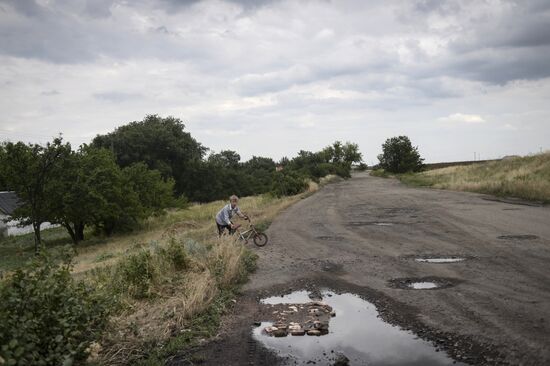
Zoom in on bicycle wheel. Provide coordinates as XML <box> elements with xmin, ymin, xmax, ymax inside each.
<box><xmin>253</xmin><ymin>232</ymin><xmax>268</xmax><ymax>247</ymax></box>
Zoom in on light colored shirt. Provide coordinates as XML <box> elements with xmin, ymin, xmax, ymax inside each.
<box><xmin>216</xmin><ymin>203</ymin><xmax>242</xmax><ymax>226</ymax></box>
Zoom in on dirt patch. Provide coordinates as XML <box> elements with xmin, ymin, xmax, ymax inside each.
<box><xmin>315</xmin><ymin>236</ymin><xmax>345</xmax><ymax>241</ymax></box>
<box><xmin>497</xmin><ymin>234</ymin><xmax>539</xmax><ymax>240</ymax></box>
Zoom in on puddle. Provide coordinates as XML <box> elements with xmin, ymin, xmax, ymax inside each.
<box><xmin>347</xmin><ymin>221</ymin><xmax>395</xmax><ymax>227</ymax></box>
<box><xmin>261</xmin><ymin>290</ymin><xmax>313</xmax><ymax>305</ymax></box>
<box><xmin>408</xmin><ymin>282</ymin><xmax>439</xmax><ymax>289</ymax></box>
<box><xmin>389</xmin><ymin>277</ymin><xmax>457</xmax><ymax>290</ymax></box>
<box><xmin>498</xmin><ymin>234</ymin><xmax>539</xmax><ymax>240</ymax></box>
<box><xmin>254</xmin><ymin>290</ymin><xmax>461</xmax><ymax>365</ymax></box>
<box><xmin>415</xmin><ymin>258</ymin><xmax>466</xmax><ymax>263</ymax></box>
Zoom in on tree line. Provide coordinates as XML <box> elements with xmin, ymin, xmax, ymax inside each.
<box><xmin>0</xmin><ymin>115</ymin><xmax>363</xmax><ymax>251</ymax></box>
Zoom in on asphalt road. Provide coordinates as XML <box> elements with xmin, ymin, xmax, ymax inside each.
<box><xmin>173</xmin><ymin>173</ymin><xmax>550</xmax><ymax>366</ymax></box>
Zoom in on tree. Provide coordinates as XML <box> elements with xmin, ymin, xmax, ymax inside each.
<box><xmin>0</xmin><ymin>138</ymin><xmax>71</xmax><ymax>252</ymax></box>
<box><xmin>122</xmin><ymin>162</ymin><xmax>176</xmax><ymax>216</ymax></box>
<box><xmin>377</xmin><ymin>136</ymin><xmax>424</xmax><ymax>173</ymax></box>
<box><xmin>92</xmin><ymin>115</ymin><xmax>207</xmax><ymax>195</ymax></box>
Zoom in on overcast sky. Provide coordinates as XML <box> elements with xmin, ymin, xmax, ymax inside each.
<box><xmin>1</xmin><ymin>0</ymin><xmax>549</xmax><ymax>164</ymax></box>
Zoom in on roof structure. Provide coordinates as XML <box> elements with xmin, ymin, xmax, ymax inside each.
<box><xmin>0</xmin><ymin>191</ymin><xmax>20</xmax><ymax>216</ymax></box>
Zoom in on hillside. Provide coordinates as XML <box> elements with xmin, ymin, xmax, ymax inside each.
<box><xmin>400</xmin><ymin>152</ymin><xmax>550</xmax><ymax>203</ymax></box>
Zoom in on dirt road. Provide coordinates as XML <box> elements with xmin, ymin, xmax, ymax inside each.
<box><xmin>172</xmin><ymin>173</ymin><xmax>550</xmax><ymax>365</ymax></box>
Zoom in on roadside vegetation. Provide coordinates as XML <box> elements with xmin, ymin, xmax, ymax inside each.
<box><xmin>0</xmin><ymin>115</ymin><xmax>362</xmax><ymax>252</ymax></box>
<box><xmin>370</xmin><ymin>135</ymin><xmax>549</xmax><ymax>203</ymax></box>
<box><xmin>400</xmin><ymin>152</ymin><xmax>550</xmax><ymax>203</ymax></box>
<box><xmin>0</xmin><ymin>187</ymin><xmax>317</xmax><ymax>365</ymax></box>
<box><xmin>0</xmin><ymin>114</ymin><xmax>362</xmax><ymax>365</ymax></box>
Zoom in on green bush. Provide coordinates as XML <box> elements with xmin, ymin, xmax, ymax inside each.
<box><xmin>114</xmin><ymin>250</ymin><xmax>156</xmax><ymax>299</ymax></box>
<box><xmin>157</xmin><ymin>239</ymin><xmax>189</xmax><ymax>271</ymax></box>
<box><xmin>0</xmin><ymin>255</ymin><xmax>111</xmax><ymax>366</ymax></box>
<box><xmin>270</xmin><ymin>171</ymin><xmax>309</xmax><ymax>197</ymax></box>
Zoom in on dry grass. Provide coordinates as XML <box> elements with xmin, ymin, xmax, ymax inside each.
<box><xmin>86</xmin><ymin>191</ymin><xmax>312</xmax><ymax>365</ymax></box>
<box><xmin>401</xmin><ymin>152</ymin><xmax>550</xmax><ymax>202</ymax></box>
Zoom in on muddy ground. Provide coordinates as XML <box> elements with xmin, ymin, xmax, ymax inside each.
<box><xmin>170</xmin><ymin>173</ymin><xmax>550</xmax><ymax>365</ymax></box>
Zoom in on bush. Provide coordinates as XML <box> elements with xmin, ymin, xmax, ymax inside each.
<box><xmin>0</xmin><ymin>255</ymin><xmax>111</xmax><ymax>366</ymax></box>
<box><xmin>113</xmin><ymin>250</ymin><xmax>156</xmax><ymax>299</ymax></box>
<box><xmin>157</xmin><ymin>238</ymin><xmax>189</xmax><ymax>271</ymax></box>
<box><xmin>270</xmin><ymin>171</ymin><xmax>309</xmax><ymax>197</ymax></box>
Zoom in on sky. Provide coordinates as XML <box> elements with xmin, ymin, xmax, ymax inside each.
<box><xmin>1</xmin><ymin>0</ymin><xmax>549</xmax><ymax>164</ymax></box>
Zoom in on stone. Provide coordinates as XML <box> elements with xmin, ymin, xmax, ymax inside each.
<box><xmin>333</xmin><ymin>353</ymin><xmax>350</xmax><ymax>366</ymax></box>
<box><xmin>264</xmin><ymin>326</ymin><xmax>278</xmax><ymax>334</ymax></box>
<box><xmin>273</xmin><ymin>329</ymin><xmax>287</xmax><ymax>337</ymax></box>
<box><xmin>307</xmin><ymin>329</ymin><xmax>321</xmax><ymax>336</ymax></box>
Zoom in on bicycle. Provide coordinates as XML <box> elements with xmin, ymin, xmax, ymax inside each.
<box><xmin>236</xmin><ymin>218</ymin><xmax>269</xmax><ymax>247</ymax></box>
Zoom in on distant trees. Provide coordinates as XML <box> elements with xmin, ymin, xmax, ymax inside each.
<box><xmin>92</xmin><ymin>115</ymin><xmax>207</xmax><ymax>195</ymax></box>
<box><xmin>377</xmin><ymin>136</ymin><xmax>424</xmax><ymax>173</ymax></box>
<box><xmin>0</xmin><ymin>114</ymin><xmax>365</xmax><ymax>247</ymax></box>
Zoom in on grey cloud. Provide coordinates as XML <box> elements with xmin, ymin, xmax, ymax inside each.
<box><xmin>41</xmin><ymin>90</ymin><xmax>60</xmax><ymax>96</ymax></box>
<box><xmin>93</xmin><ymin>92</ymin><xmax>144</xmax><ymax>102</ymax></box>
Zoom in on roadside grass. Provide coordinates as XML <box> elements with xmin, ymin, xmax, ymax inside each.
<box><xmin>398</xmin><ymin>152</ymin><xmax>550</xmax><ymax>203</ymax></box>
<box><xmin>370</xmin><ymin>169</ymin><xmax>393</xmax><ymax>178</ymax></box>
<box><xmin>87</xmin><ymin>192</ymin><xmax>305</xmax><ymax>365</ymax></box>
<box><xmin>0</xmin><ymin>226</ymin><xmax>72</xmax><ymax>271</ymax></box>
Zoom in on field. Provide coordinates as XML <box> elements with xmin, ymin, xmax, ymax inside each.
<box><xmin>399</xmin><ymin>152</ymin><xmax>550</xmax><ymax>202</ymax></box>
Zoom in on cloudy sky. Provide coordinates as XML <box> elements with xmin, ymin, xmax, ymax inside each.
<box><xmin>1</xmin><ymin>0</ymin><xmax>549</xmax><ymax>164</ymax></box>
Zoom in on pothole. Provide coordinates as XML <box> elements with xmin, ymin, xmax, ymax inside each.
<box><xmin>389</xmin><ymin>277</ymin><xmax>458</xmax><ymax>290</ymax></box>
<box><xmin>497</xmin><ymin>234</ymin><xmax>539</xmax><ymax>240</ymax></box>
<box><xmin>415</xmin><ymin>257</ymin><xmax>466</xmax><ymax>263</ymax></box>
<box><xmin>402</xmin><ymin>255</ymin><xmax>471</xmax><ymax>264</ymax></box>
<box><xmin>347</xmin><ymin>221</ymin><xmax>395</xmax><ymax>227</ymax></box>
<box><xmin>409</xmin><ymin>282</ymin><xmax>439</xmax><ymax>289</ymax></box>
<box><xmin>254</xmin><ymin>290</ymin><xmax>462</xmax><ymax>365</ymax></box>
<box><xmin>416</xmin><ymin>258</ymin><xmax>465</xmax><ymax>263</ymax></box>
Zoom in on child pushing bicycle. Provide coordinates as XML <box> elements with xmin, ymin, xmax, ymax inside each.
<box><xmin>215</xmin><ymin>195</ymin><xmax>248</xmax><ymax>236</ymax></box>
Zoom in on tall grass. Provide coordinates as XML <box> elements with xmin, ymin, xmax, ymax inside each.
<box><xmin>400</xmin><ymin>152</ymin><xmax>550</xmax><ymax>202</ymax></box>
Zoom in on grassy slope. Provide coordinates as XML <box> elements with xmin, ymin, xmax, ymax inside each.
<box><xmin>399</xmin><ymin>152</ymin><xmax>550</xmax><ymax>203</ymax></box>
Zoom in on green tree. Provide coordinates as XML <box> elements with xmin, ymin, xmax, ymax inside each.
<box><xmin>46</xmin><ymin>147</ymin><xmax>146</xmax><ymax>242</ymax></box>
<box><xmin>0</xmin><ymin>138</ymin><xmax>71</xmax><ymax>252</ymax></box>
<box><xmin>377</xmin><ymin>135</ymin><xmax>424</xmax><ymax>173</ymax></box>
<box><xmin>92</xmin><ymin>115</ymin><xmax>207</xmax><ymax>195</ymax></box>
<box><xmin>122</xmin><ymin>162</ymin><xmax>176</xmax><ymax>216</ymax></box>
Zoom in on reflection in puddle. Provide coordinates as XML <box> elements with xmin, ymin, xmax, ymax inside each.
<box><xmin>254</xmin><ymin>291</ymin><xmax>461</xmax><ymax>365</ymax></box>
<box><xmin>415</xmin><ymin>258</ymin><xmax>465</xmax><ymax>263</ymax></box>
<box><xmin>261</xmin><ymin>290</ymin><xmax>313</xmax><ymax>305</ymax></box>
<box><xmin>408</xmin><ymin>282</ymin><xmax>439</xmax><ymax>289</ymax></box>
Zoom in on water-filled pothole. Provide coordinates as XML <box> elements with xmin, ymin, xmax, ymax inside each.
<box><xmin>409</xmin><ymin>282</ymin><xmax>439</xmax><ymax>289</ymax></box>
<box><xmin>389</xmin><ymin>277</ymin><xmax>458</xmax><ymax>290</ymax></box>
<box><xmin>347</xmin><ymin>221</ymin><xmax>395</xmax><ymax>227</ymax></box>
<box><xmin>255</xmin><ymin>290</ymin><xmax>461</xmax><ymax>365</ymax></box>
<box><xmin>415</xmin><ymin>257</ymin><xmax>466</xmax><ymax>263</ymax></box>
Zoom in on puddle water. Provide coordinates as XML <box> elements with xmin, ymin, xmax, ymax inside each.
<box><xmin>408</xmin><ymin>282</ymin><xmax>440</xmax><ymax>289</ymax></box>
<box><xmin>415</xmin><ymin>258</ymin><xmax>465</xmax><ymax>263</ymax></box>
<box><xmin>261</xmin><ymin>290</ymin><xmax>313</xmax><ymax>305</ymax></box>
<box><xmin>254</xmin><ymin>290</ymin><xmax>461</xmax><ymax>365</ymax></box>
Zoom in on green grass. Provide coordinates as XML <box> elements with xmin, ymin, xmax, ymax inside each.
<box><xmin>0</xmin><ymin>227</ymin><xmax>72</xmax><ymax>271</ymax></box>
<box><xmin>399</xmin><ymin>152</ymin><xmax>550</xmax><ymax>203</ymax></box>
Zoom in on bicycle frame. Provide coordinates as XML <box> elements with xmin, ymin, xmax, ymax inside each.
<box><xmin>237</xmin><ymin>226</ymin><xmax>257</xmax><ymax>242</ymax></box>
